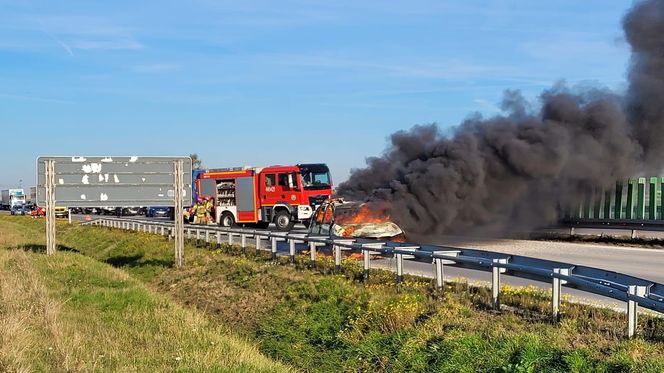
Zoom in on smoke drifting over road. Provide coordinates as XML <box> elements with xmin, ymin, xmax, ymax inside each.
<box><xmin>338</xmin><ymin>0</ymin><xmax>664</xmax><ymax>236</ymax></box>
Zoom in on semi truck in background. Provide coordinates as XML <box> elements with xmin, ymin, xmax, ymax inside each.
<box><xmin>193</xmin><ymin>164</ymin><xmax>333</xmax><ymax>230</ymax></box>
<box><xmin>1</xmin><ymin>189</ymin><xmax>26</xmax><ymax>210</ymax></box>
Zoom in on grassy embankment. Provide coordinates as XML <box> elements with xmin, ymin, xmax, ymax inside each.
<box><xmin>0</xmin><ymin>216</ymin><xmax>289</xmax><ymax>372</ymax></box>
<box><xmin>2</xmin><ymin>215</ymin><xmax>664</xmax><ymax>372</ymax></box>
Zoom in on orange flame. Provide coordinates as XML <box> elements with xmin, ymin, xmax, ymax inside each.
<box><xmin>335</xmin><ymin>203</ymin><xmax>391</xmax><ymax>225</ymax></box>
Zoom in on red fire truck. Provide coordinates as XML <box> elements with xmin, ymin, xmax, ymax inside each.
<box><xmin>194</xmin><ymin>164</ymin><xmax>333</xmax><ymax>231</ymax></box>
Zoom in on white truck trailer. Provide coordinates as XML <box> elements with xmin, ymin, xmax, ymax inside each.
<box><xmin>1</xmin><ymin>189</ymin><xmax>26</xmax><ymax>210</ymax></box>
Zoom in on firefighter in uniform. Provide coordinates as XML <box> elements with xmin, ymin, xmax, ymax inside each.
<box><xmin>204</xmin><ymin>196</ymin><xmax>214</xmax><ymax>224</ymax></box>
<box><xmin>195</xmin><ymin>198</ymin><xmax>206</xmax><ymax>224</ymax></box>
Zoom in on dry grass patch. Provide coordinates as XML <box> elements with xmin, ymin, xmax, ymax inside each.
<box><xmin>0</xmin><ymin>216</ymin><xmax>290</xmax><ymax>372</ymax></box>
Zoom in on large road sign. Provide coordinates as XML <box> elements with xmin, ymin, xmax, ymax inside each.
<box><xmin>36</xmin><ymin>156</ymin><xmax>192</xmax><ymax>207</ymax></box>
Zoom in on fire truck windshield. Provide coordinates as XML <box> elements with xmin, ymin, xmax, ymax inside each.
<box><xmin>299</xmin><ymin>164</ymin><xmax>331</xmax><ymax>190</ymax></box>
<box><xmin>301</xmin><ymin>170</ymin><xmax>330</xmax><ymax>190</ymax></box>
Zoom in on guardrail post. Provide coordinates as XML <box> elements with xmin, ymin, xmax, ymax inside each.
<box><xmin>569</xmin><ymin>227</ymin><xmax>575</xmax><ymax>236</ymax></box>
<box><xmin>309</xmin><ymin>241</ymin><xmax>317</xmax><ymax>268</ymax></box>
<box><xmin>255</xmin><ymin>235</ymin><xmax>262</xmax><ymax>256</ymax></box>
<box><xmin>552</xmin><ymin>268</ymin><xmax>570</xmax><ymax>322</ymax></box>
<box><xmin>160</xmin><ymin>226</ymin><xmax>165</xmax><ymax>236</ymax></box>
<box><xmin>334</xmin><ymin>245</ymin><xmax>342</xmax><ymax>273</ymax></box>
<box><xmin>228</xmin><ymin>232</ymin><xmax>233</xmax><ymax>246</ymax></box>
<box><xmin>627</xmin><ymin>285</ymin><xmax>648</xmax><ymax>338</ymax></box>
<box><xmin>434</xmin><ymin>258</ymin><xmax>444</xmax><ymax>290</ymax></box>
<box><xmin>241</xmin><ymin>234</ymin><xmax>247</xmax><ymax>249</ymax></box>
<box><xmin>196</xmin><ymin>229</ymin><xmax>201</xmax><ymax>246</ymax></box>
<box><xmin>204</xmin><ymin>230</ymin><xmax>210</xmax><ymax>246</ymax></box>
<box><xmin>360</xmin><ymin>243</ymin><xmax>384</xmax><ymax>281</ymax></box>
<box><xmin>492</xmin><ymin>258</ymin><xmax>507</xmax><ymax>310</ymax></box>
<box><xmin>631</xmin><ymin>229</ymin><xmax>637</xmax><ymax>239</ymax></box>
<box><xmin>271</xmin><ymin>237</ymin><xmax>278</xmax><ymax>261</ymax></box>
<box><xmin>214</xmin><ymin>232</ymin><xmax>220</xmax><ymax>249</ymax></box>
<box><xmin>289</xmin><ymin>239</ymin><xmax>296</xmax><ymax>264</ymax></box>
<box><xmin>396</xmin><ymin>253</ymin><xmax>404</xmax><ymax>285</ymax></box>
<box><xmin>363</xmin><ymin>249</ymin><xmax>370</xmax><ymax>280</ymax></box>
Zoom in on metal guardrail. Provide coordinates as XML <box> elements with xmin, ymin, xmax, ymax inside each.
<box><xmin>83</xmin><ymin>217</ymin><xmax>664</xmax><ymax>338</ymax></box>
<box><xmin>562</xmin><ymin>218</ymin><xmax>664</xmax><ymax>238</ymax></box>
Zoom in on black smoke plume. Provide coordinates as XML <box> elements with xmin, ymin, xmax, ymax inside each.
<box><xmin>338</xmin><ymin>0</ymin><xmax>664</xmax><ymax>236</ymax></box>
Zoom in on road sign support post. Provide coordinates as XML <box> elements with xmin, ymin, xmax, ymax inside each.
<box><xmin>174</xmin><ymin>159</ymin><xmax>184</xmax><ymax>269</ymax></box>
<box><xmin>45</xmin><ymin>159</ymin><xmax>56</xmax><ymax>256</ymax></box>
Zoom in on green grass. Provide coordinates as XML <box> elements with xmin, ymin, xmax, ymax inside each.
<box><xmin>0</xmin><ymin>216</ymin><xmax>290</xmax><ymax>372</ymax></box>
<box><xmin>2</xmin><ymin>215</ymin><xmax>664</xmax><ymax>372</ymax></box>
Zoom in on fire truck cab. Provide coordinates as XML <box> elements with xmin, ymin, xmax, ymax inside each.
<box><xmin>195</xmin><ymin>164</ymin><xmax>332</xmax><ymax>231</ymax></box>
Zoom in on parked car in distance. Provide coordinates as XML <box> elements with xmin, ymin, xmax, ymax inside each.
<box><xmin>146</xmin><ymin>206</ymin><xmax>172</xmax><ymax>218</ymax></box>
<box><xmin>122</xmin><ymin>207</ymin><xmax>140</xmax><ymax>216</ymax></box>
<box><xmin>10</xmin><ymin>204</ymin><xmax>29</xmax><ymax>215</ymax></box>
<box><xmin>55</xmin><ymin>206</ymin><xmax>69</xmax><ymax>218</ymax></box>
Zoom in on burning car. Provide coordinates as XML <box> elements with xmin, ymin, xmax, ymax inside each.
<box><xmin>307</xmin><ymin>199</ymin><xmax>405</xmax><ymax>241</ymax></box>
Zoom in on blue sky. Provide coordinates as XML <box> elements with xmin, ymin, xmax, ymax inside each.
<box><xmin>0</xmin><ymin>0</ymin><xmax>632</xmax><ymax>188</ymax></box>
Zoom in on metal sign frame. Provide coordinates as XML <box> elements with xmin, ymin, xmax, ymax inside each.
<box><xmin>38</xmin><ymin>155</ymin><xmax>190</xmax><ymax>268</ymax></box>
<box><xmin>36</xmin><ymin>156</ymin><xmax>192</xmax><ymax>207</ymax></box>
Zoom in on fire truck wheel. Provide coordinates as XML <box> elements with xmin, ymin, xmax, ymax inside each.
<box><xmin>274</xmin><ymin>210</ymin><xmax>295</xmax><ymax>231</ymax></box>
<box><xmin>220</xmin><ymin>212</ymin><xmax>236</xmax><ymax>227</ymax></box>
